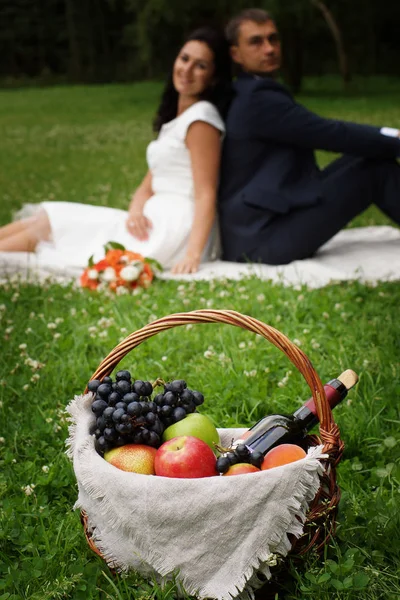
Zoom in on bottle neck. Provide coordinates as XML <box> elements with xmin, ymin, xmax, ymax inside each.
<box><xmin>293</xmin><ymin>378</ymin><xmax>348</xmax><ymax>430</ymax></box>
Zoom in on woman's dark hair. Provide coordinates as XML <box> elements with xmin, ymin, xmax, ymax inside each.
<box><xmin>153</xmin><ymin>27</ymin><xmax>233</xmax><ymax>133</ymax></box>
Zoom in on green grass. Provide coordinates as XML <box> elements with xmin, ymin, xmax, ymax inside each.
<box><xmin>0</xmin><ymin>78</ymin><xmax>400</xmax><ymax>599</ymax></box>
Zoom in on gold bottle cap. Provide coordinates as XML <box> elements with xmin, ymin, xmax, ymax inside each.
<box><xmin>337</xmin><ymin>369</ymin><xmax>359</xmax><ymax>391</ymax></box>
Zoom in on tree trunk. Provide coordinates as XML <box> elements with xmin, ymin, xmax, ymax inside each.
<box><xmin>36</xmin><ymin>0</ymin><xmax>46</xmax><ymax>73</ymax></box>
<box><xmin>282</xmin><ymin>25</ymin><xmax>304</xmax><ymax>94</ymax></box>
<box><xmin>310</xmin><ymin>0</ymin><xmax>351</xmax><ymax>85</ymax></box>
<box><xmin>65</xmin><ymin>0</ymin><xmax>82</xmax><ymax>81</ymax></box>
<box><xmin>93</xmin><ymin>0</ymin><xmax>112</xmax><ymax>81</ymax></box>
<box><xmin>85</xmin><ymin>0</ymin><xmax>95</xmax><ymax>82</ymax></box>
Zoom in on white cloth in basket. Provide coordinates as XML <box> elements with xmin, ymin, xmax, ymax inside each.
<box><xmin>66</xmin><ymin>393</ymin><xmax>327</xmax><ymax>600</ymax></box>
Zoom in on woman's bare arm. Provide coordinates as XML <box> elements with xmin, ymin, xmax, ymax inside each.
<box><xmin>126</xmin><ymin>170</ymin><xmax>154</xmax><ymax>240</ymax></box>
<box><xmin>171</xmin><ymin>121</ymin><xmax>222</xmax><ymax>274</ymax></box>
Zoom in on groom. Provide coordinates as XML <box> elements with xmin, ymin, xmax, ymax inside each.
<box><xmin>218</xmin><ymin>8</ymin><xmax>400</xmax><ymax>265</ymax></box>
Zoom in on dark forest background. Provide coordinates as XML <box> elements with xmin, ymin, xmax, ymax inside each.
<box><xmin>1</xmin><ymin>0</ymin><xmax>399</xmax><ymax>91</ymax></box>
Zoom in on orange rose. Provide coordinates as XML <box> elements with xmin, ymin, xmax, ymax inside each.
<box><xmin>80</xmin><ymin>270</ymin><xmax>98</xmax><ymax>290</ymax></box>
<box><xmin>124</xmin><ymin>251</ymin><xmax>145</xmax><ymax>262</ymax></box>
<box><xmin>95</xmin><ymin>259</ymin><xmax>109</xmax><ymax>271</ymax></box>
<box><xmin>105</xmin><ymin>249</ymin><xmax>124</xmax><ymax>268</ymax></box>
<box><xmin>115</xmin><ymin>277</ymin><xmax>128</xmax><ymax>288</ymax></box>
<box><xmin>137</xmin><ymin>263</ymin><xmax>154</xmax><ymax>287</ymax></box>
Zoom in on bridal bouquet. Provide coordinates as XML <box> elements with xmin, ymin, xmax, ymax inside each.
<box><xmin>80</xmin><ymin>242</ymin><xmax>159</xmax><ymax>293</ymax></box>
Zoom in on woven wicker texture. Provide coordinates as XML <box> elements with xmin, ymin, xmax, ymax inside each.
<box><xmin>83</xmin><ymin>309</ymin><xmax>344</xmax><ymax>559</ymax></box>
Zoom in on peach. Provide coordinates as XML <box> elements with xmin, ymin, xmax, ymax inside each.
<box><xmin>261</xmin><ymin>444</ymin><xmax>307</xmax><ymax>470</ymax></box>
<box><xmin>223</xmin><ymin>463</ymin><xmax>261</xmax><ymax>476</ymax></box>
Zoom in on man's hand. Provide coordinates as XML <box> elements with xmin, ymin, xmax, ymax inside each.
<box><xmin>171</xmin><ymin>255</ymin><xmax>201</xmax><ymax>275</ymax></box>
<box><xmin>126</xmin><ymin>211</ymin><xmax>152</xmax><ymax>241</ymax></box>
<box><xmin>380</xmin><ymin>126</ymin><xmax>400</xmax><ymax>139</ymax></box>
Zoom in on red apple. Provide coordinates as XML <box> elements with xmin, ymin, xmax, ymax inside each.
<box><xmin>104</xmin><ymin>444</ymin><xmax>156</xmax><ymax>474</ymax></box>
<box><xmin>223</xmin><ymin>463</ymin><xmax>261</xmax><ymax>476</ymax></box>
<box><xmin>155</xmin><ymin>436</ymin><xmax>217</xmax><ymax>478</ymax></box>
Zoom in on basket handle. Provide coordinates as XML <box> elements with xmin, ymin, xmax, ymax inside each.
<box><xmin>86</xmin><ymin>309</ymin><xmax>339</xmax><ymax>449</ymax></box>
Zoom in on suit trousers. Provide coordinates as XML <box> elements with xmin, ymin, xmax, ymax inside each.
<box><xmin>248</xmin><ymin>156</ymin><xmax>400</xmax><ymax>265</ymax></box>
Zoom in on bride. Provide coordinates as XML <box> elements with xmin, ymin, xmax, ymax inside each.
<box><xmin>0</xmin><ymin>27</ymin><xmax>232</xmax><ymax>274</ymax></box>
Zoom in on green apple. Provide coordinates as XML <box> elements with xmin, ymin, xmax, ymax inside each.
<box><xmin>162</xmin><ymin>413</ymin><xmax>219</xmax><ymax>451</ymax></box>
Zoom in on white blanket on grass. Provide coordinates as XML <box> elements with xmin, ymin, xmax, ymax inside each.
<box><xmin>1</xmin><ymin>226</ymin><xmax>399</xmax><ymax>289</ymax></box>
<box><xmin>66</xmin><ymin>392</ymin><xmax>327</xmax><ymax>600</ymax></box>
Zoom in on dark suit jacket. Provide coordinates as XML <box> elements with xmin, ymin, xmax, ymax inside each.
<box><xmin>218</xmin><ymin>73</ymin><xmax>400</xmax><ymax>261</ymax></box>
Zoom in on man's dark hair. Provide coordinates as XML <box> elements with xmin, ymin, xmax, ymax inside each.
<box><xmin>225</xmin><ymin>9</ymin><xmax>273</xmax><ymax>45</ymax></box>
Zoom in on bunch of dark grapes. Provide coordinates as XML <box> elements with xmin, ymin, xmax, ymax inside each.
<box><xmin>153</xmin><ymin>379</ymin><xmax>205</xmax><ymax>427</ymax></box>
<box><xmin>89</xmin><ymin>370</ymin><xmax>163</xmax><ymax>455</ymax></box>
<box><xmin>216</xmin><ymin>444</ymin><xmax>264</xmax><ymax>474</ymax></box>
<box><xmin>88</xmin><ymin>373</ymin><xmax>205</xmax><ymax>455</ymax></box>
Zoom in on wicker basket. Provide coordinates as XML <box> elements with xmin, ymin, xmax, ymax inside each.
<box><xmin>81</xmin><ymin>309</ymin><xmax>344</xmax><ymax>568</ymax></box>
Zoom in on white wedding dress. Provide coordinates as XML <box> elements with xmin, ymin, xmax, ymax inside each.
<box><xmin>20</xmin><ymin>101</ymin><xmax>224</xmax><ymax>270</ymax></box>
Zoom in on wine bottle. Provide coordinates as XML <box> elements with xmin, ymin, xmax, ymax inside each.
<box><xmin>234</xmin><ymin>369</ymin><xmax>358</xmax><ymax>456</ymax></box>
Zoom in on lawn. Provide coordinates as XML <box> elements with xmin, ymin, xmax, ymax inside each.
<box><xmin>0</xmin><ymin>78</ymin><xmax>399</xmax><ymax>600</ymax></box>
